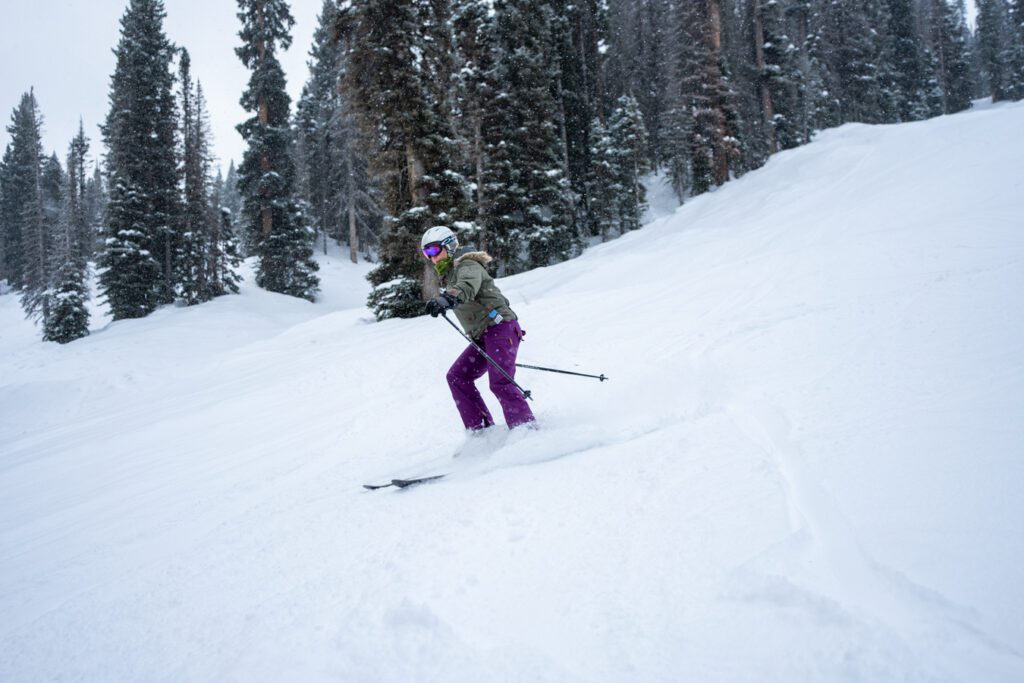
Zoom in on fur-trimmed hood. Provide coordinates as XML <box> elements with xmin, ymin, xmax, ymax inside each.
<box><xmin>455</xmin><ymin>251</ymin><xmax>493</xmax><ymax>266</ymax></box>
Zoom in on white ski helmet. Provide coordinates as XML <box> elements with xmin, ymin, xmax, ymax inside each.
<box><xmin>421</xmin><ymin>226</ymin><xmax>459</xmax><ymax>255</ymax></box>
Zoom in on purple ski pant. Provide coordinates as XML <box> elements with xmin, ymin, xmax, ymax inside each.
<box><xmin>446</xmin><ymin>320</ymin><xmax>535</xmax><ymax>430</ymax></box>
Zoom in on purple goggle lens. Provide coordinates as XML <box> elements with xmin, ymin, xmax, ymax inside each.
<box><xmin>423</xmin><ymin>242</ymin><xmax>444</xmax><ymax>257</ymax></box>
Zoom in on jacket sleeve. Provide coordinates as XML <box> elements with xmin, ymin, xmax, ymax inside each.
<box><xmin>447</xmin><ymin>261</ymin><xmax>485</xmax><ymax>303</ymax></box>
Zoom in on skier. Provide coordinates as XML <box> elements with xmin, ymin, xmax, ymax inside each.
<box><xmin>421</xmin><ymin>226</ymin><xmax>536</xmax><ymax>432</ymax></box>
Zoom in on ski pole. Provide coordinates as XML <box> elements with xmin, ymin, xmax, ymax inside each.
<box><xmin>439</xmin><ymin>312</ymin><xmax>533</xmax><ymax>401</ymax></box>
<box><xmin>515</xmin><ymin>363</ymin><xmax>608</xmax><ymax>382</ymax></box>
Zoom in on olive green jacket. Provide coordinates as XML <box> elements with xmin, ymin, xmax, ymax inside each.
<box><xmin>442</xmin><ymin>251</ymin><xmax>517</xmax><ymax>339</ymax></box>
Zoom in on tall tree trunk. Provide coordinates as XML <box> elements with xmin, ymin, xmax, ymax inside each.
<box><xmin>407</xmin><ymin>142</ymin><xmax>433</xmax><ymax>298</ymax></box>
<box><xmin>346</xmin><ymin>149</ymin><xmax>357</xmax><ymax>263</ymax></box>
<box><xmin>474</xmin><ymin>116</ymin><xmax>486</xmax><ymax>253</ymax></box>
<box><xmin>708</xmin><ymin>0</ymin><xmax>733</xmax><ymax>185</ymax></box>
<box><xmin>257</xmin><ymin>3</ymin><xmax>273</xmax><ymax>239</ymax></box>
<box><xmin>751</xmin><ymin>0</ymin><xmax>777</xmax><ymax>154</ymax></box>
<box><xmin>406</xmin><ymin>142</ymin><xmax>425</xmax><ymax>206</ymax></box>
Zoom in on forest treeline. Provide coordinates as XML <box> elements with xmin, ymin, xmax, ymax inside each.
<box><xmin>2</xmin><ymin>0</ymin><xmax>1022</xmax><ymax>339</ymax></box>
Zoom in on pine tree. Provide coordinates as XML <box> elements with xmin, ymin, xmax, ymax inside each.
<box><xmin>976</xmin><ymin>0</ymin><xmax>1012</xmax><ymax>101</ymax></box>
<box><xmin>83</xmin><ymin>163</ymin><xmax>107</xmax><ymax>257</ymax></box>
<box><xmin>866</xmin><ymin>0</ymin><xmax>901</xmax><ymax>122</ymax></box>
<box><xmin>484</xmin><ymin>0</ymin><xmax>578</xmax><ymax>271</ymax></box>
<box><xmin>43</xmin><ymin>257</ymin><xmax>90</xmax><ymax>343</ymax></box>
<box><xmin>178</xmin><ymin>49</ymin><xmax>206</xmax><ymax>304</ymax></box>
<box><xmin>194</xmin><ymin>86</ymin><xmax>243</xmax><ymax>298</ymax></box>
<box><xmin>1</xmin><ymin>142</ymin><xmax>17</xmax><ymax>286</ymax></box>
<box><xmin>888</xmin><ymin>0</ymin><xmax>932</xmax><ymax>120</ymax></box>
<box><xmin>554</xmin><ymin>0</ymin><xmax>610</xmax><ymax>232</ymax></box>
<box><xmin>751</xmin><ymin>0</ymin><xmax>808</xmax><ymax>151</ymax></box>
<box><xmin>585</xmin><ymin>117</ymin><xmax>620</xmax><ymax>241</ymax></box>
<box><xmin>638</xmin><ymin>0</ymin><xmax>673</xmax><ymax>168</ymax></box>
<box><xmin>43</xmin><ymin>129</ymin><xmax>92</xmax><ymax>344</ymax></box>
<box><xmin>3</xmin><ymin>93</ymin><xmax>46</xmax><ymax>292</ymax></box>
<box><xmin>66</xmin><ymin>121</ymin><xmax>91</xmax><ymax>262</ymax></box>
<box><xmin>100</xmin><ymin>0</ymin><xmax>181</xmax><ymax>319</ymax></box>
<box><xmin>657</xmin><ymin>95</ymin><xmax>688</xmax><ymax>199</ymax></box>
<box><xmin>451</xmin><ymin>0</ymin><xmax>498</xmax><ymax>252</ymax></box>
<box><xmin>220</xmin><ymin>160</ymin><xmax>243</xmax><ymax>228</ymax></box>
<box><xmin>342</xmin><ymin>0</ymin><xmax>472</xmax><ymax>318</ymax></box>
<box><xmin>7</xmin><ymin>92</ymin><xmax>51</xmax><ymax>319</ymax></box>
<box><xmin>1009</xmin><ymin>0</ymin><xmax>1024</xmax><ymax>99</ymax></box>
<box><xmin>21</xmin><ymin>151</ymin><xmax>64</xmax><ymax>324</ymax></box>
<box><xmin>607</xmin><ymin>0</ymin><xmax>672</xmax><ymax>171</ymax></box>
<box><xmin>296</xmin><ymin>0</ymin><xmax>343</xmax><ymax>252</ymax></box>
<box><xmin>236</xmin><ymin>0</ymin><xmax>319</xmax><ymax>301</ymax></box>
<box><xmin>667</xmin><ymin>0</ymin><xmax>743</xmax><ymax>198</ymax></box>
<box><xmin>178</xmin><ymin>51</ymin><xmax>224</xmax><ymax>305</ymax></box>
<box><xmin>819</xmin><ymin>0</ymin><xmax>889</xmax><ymax>123</ymax></box>
<box><xmin>804</xmin><ymin>0</ymin><xmax>843</xmax><ymax>132</ymax></box>
<box><xmin>927</xmin><ymin>0</ymin><xmax>974</xmax><ymax>113</ymax></box>
<box><xmin>209</xmin><ymin>207</ymin><xmax>244</xmax><ymax>296</ymax></box>
<box><xmin>297</xmin><ymin>0</ymin><xmax>379</xmax><ymax>261</ymax></box>
<box><xmin>608</xmin><ymin>95</ymin><xmax>651</xmax><ymax>233</ymax></box>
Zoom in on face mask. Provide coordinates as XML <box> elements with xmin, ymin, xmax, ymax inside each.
<box><xmin>433</xmin><ymin>256</ymin><xmax>453</xmax><ymax>278</ymax></box>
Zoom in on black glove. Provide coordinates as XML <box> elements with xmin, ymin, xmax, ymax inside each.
<box><xmin>425</xmin><ymin>291</ymin><xmax>458</xmax><ymax>317</ymax></box>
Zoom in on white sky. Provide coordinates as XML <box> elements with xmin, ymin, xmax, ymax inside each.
<box><xmin>0</xmin><ymin>1</ymin><xmax>978</xmax><ymax>178</ymax></box>
<box><xmin>0</xmin><ymin>0</ymin><xmax>322</xmax><ymax>175</ymax></box>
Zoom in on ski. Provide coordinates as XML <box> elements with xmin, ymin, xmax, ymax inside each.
<box><xmin>392</xmin><ymin>474</ymin><xmax>446</xmax><ymax>488</ymax></box>
<box><xmin>362</xmin><ymin>474</ymin><xmax>446</xmax><ymax>491</ymax></box>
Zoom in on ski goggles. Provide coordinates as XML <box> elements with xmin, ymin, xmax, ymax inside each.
<box><xmin>422</xmin><ymin>242</ymin><xmax>445</xmax><ymax>258</ymax></box>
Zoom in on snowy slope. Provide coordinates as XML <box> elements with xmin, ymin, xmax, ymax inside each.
<box><xmin>2</xmin><ymin>102</ymin><xmax>1024</xmax><ymax>682</ymax></box>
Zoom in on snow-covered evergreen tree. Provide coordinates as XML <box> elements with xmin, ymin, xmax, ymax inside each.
<box><xmin>888</xmin><ymin>0</ymin><xmax>933</xmax><ymax>120</ymax></box>
<box><xmin>608</xmin><ymin>95</ymin><xmax>651</xmax><ymax>233</ymax></box>
<box><xmin>585</xmin><ymin>117</ymin><xmax>620</xmax><ymax>241</ymax></box>
<box><xmin>1</xmin><ymin>140</ymin><xmax>21</xmax><ymax>287</ymax></box>
<box><xmin>484</xmin><ymin>0</ymin><xmax>578</xmax><ymax>271</ymax></box>
<box><xmin>866</xmin><ymin>0</ymin><xmax>901</xmax><ymax>122</ymax></box>
<box><xmin>752</xmin><ymin>0</ymin><xmax>808</xmax><ymax>151</ymax></box>
<box><xmin>7</xmin><ymin>92</ymin><xmax>50</xmax><ymax>319</ymax></box>
<box><xmin>1009</xmin><ymin>0</ymin><xmax>1024</xmax><ymax>99</ymax></box>
<box><xmin>236</xmin><ymin>0</ymin><xmax>319</xmax><ymax>302</ymax></box>
<box><xmin>209</xmin><ymin>207</ymin><xmax>244</xmax><ymax>296</ymax></box>
<box><xmin>0</xmin><ymin>146</ymin><xmax>9</xmax><ymax>285</ymax></box>
<box><xmin>342</xmin><ymin>0</ymin><xmax>472</xmax><ymax>318</ymax></box>
<box><xmin>342</xmin><ymin>0</ymin><xmax>435</xmax><ymax>318</ymax></box>
<box><xmin>43</xmin><ymin>128</ymin><xmax>91</xmax><ymax>344</ymax></box>
<box><xmin>451</xmin><ymin>0</ymin><xmax>498</xmax><ymax>252</ymax></box>
<box><xmin>606</xmin><ymin>0</ymin><xmax>672</xmax><ymax>170</ymax></box>
<box><xmin>804</xmin><ymin>0</ymin><xmax>843</xmax><ymax>133</ymax></box>
<box><xmin>977</xmin><ymin>0</ymin><xmax>1013</xmax><ymax>101</ymax></box>
<box><xmin>638</xmin><ymin>0</ymin><xmax>673</xmax><ymax>168</ymax></box>
<box><xmin>813</xmin><ymin>0</ymin><xmax>890</xmax><ymax>123</ymax></box>
<box><xmin>66</xmin><ymin>121</ymin><xmax>91</xmax><ymax>263</ymax></box>
<box><xmin>43</xmin><ymin>257</ymin><xmax>90</xmax><ymax>343</ymax></box>
<box><xmin>659</xmin><ymin>98</ymin><xmax>693</xmax><ymax>201</ymax></box>
<box><xmin>296</xmin><ymin>0</ymin><xmax>379</xmax><ymax>261</ymax></box>
<box><xmin>295</xmin><ymin>0</ymin><xmax>343</xmax><ymax>252</ymax></box>
<box><xmin>20</xmin><ymin>150</ymin><xmax>64</xmax><ymax>324</ymax></box>
<box><xmin>927</xmin><ymin>0</ymin><xmax>974</xmax><ymax>113</ymax></box>
<box><xmin>554</xmin><ymin>0</ymin><xmax>610</xmax><ymax>231</ymax></box>
<box><xmin>83</xmin><ymin>163</ymin><xmax>106</xmax><ymax>257</ymax></box>
<box><xmin>177</xmin><ymin>49</ymin><xmax>212</xmax><ymax>305</ymax></box>
<box><xmin>219</xmin><ymin>160</ymin><xmax>243</xmax><ymax>230</ymax></box>
<box><xmin>1009</xmin><ymin>1</ymin><xmax>1024</xmax><ymax>97</ymax></box>
<box><xmin>666</xmin><ymin>0</ymin><xmax>743</xmax><ymax>198</ymax></box>
<box><xmin>100</xmin><ymin>0</ymin><xmax>181</xmax><ymax>319</ymax></box>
